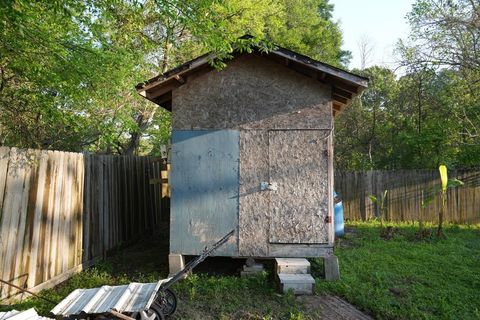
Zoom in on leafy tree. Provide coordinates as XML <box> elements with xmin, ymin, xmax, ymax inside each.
<box><xmin>0</xmin><ymin>0</ymin><xmax>349</xmax><ymax>155</ymax></box>
<box><xmin>335</xmin><ymin>0</ymin><xmax>480</xmax><ymax>170</ymax></box>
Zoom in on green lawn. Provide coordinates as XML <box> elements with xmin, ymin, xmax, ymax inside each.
<box><xmin>2</xmin><ymin>222</ymin><xmax>479</xmax><ymax>319</ymax></box>
<box><xmin>314</xmin><ymin>221</ymin><xmax>480</xmax><ymax>320</ymax></box>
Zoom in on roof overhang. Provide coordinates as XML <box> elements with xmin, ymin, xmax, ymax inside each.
<box><xmin>136</xmin><ymin>47</ymin><xmax>368</xmax><ymax>115</ymax></box>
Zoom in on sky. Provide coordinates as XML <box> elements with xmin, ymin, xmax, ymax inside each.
<box><xmin>330</xmin><ymin>0</ymin><xmax>416</xmax><ymax>70</ymax></box>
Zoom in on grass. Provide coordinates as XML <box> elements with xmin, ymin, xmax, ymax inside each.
<box><xmin>314</xmin><ymin>221</ymin><xmax>480</xmax><ymax>320</ymax></box>
<box><xmin>1</xmin><ymin>236</ymin><xmax>318</xmax><ymax>319</ymax></box>
<box><xmin>1</xmin><ymin>222</ymin><xmax>479</xmax><ymax>319</ymax></box>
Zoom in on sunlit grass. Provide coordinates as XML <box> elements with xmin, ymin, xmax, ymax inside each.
<box><xmin>314</xmin><ymin>221</ymin><xmax>480</xmax><ymax>320</ymax></box>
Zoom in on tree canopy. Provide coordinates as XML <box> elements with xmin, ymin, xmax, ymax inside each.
<box><xmin>1</xmin><ymin>0</ymin><xmax>478</xmax><ymax>169</ymax></box>
<box><xmin>0</xmin><ymin>0</ymin><xmax>347</xmax><ymax>154</ymax></box>
<box><xmin>335</xmin><ymin>0</ymin><xmax>480</xmax><ymax>170</ymax></box>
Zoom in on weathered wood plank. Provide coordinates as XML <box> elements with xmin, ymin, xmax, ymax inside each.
<box><xmin>0</xmin><ymin>146</ymin><xmax>163</xmax><ymax>300</ymax></box>
<box><xmin>27</xmin><ymin>150</ymin><xmax>47</xmax><ymax>289</ymax></box>
<box><xmin>0</xmin><ymin>147</ymin><xmax>10</xmax><ymax>219</ymax></box>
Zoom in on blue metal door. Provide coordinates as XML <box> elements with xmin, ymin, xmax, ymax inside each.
<box><xmin>170</xmin><ymin>130</ymin><xmax>239</xmax><ymax>256</ymax></box>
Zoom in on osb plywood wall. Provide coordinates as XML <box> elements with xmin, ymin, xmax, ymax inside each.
<box><xmin>170</xmin><ymin>54</ymin><xmax>334</xmax><ymax>257</ymax></box>
<box><xmin>172</xmin><ymin>54</ymin><xmax>332</xmax><ymax>130</ymax></box>
<box><xmin>0</xmin><ymin>147</ymin><xmax>163</xmax><ymax>300</ymax></box>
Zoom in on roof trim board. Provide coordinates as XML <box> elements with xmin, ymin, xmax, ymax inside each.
<box><xmin>136</xmin><ymin>46</ymin><xmax>368</xmax><ymax>113</ymax></box>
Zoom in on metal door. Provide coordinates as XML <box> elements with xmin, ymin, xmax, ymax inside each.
<box><xmin>170</xmin><ymin>130</ymin><xmax>239</xmax><ymax>255</ymax></box>
<box><xmin>268</xmin><ymin>130</ymin><xmax>329</xmax><ymax>244</ymax></box>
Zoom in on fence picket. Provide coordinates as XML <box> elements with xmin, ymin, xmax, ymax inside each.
<box><xmin>0</xmin><ymin>148</ymin><xmax>163</xmax><ymax>300</ymax></box>
<box><xmin>335</xmin><ymin>170</ymin><xmax>480</xmax><ymax>223</ymax></box>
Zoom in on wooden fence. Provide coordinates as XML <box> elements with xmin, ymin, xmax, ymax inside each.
<box><xmin>335</xmin><ymin>169</ymin><xmax>480</xmax><ymax>224</ymax></box>
<box><xmin>0</xmin><ymin>147</ymin><xmax>167</xmax><ymax>300</ymax></box>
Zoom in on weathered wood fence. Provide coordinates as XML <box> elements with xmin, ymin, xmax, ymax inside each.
<box><xmin>335</xmin><ymin>169</ymin><xmax>480</xmax><ymax>224</ymax></box>
<box><xmin>0</xmin><ymin>147</ymin><xmax>167</xmax><ymax>300</ymax></box>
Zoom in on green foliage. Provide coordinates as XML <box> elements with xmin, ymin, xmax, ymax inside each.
<box><xmin>336</xmin><ymin>0</ymin><xmax>480</xmax><ymax>170</ymax></box>
<box><xmin>0</xmin><ymin>0</ymin><xmax>347</xmax><ymax>155</ymax></box>
<box><xmin>369</xmin><ymin>190</ymin><xmax>388</xmax><ymax>226</ymax></box>
<box><xmin>335</xmin><ymin>65</ymin><xmax>480</xmax><ymax>170</ymax></box>
<box><xmin>421</xmin><ymin>178</ymin><xmax>464</xmax><ymax>209</ymax></box>
<box><xmin>315</xmin><ymin>221</ymin><xmax>480</xmax><ymax>319</ymax></box>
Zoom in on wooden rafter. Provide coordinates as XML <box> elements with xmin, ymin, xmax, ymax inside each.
<box><xmin>332</xmin><ymin>94</ymin><xmax>349</xmax><ymax>105</ymax></box>
<box><xmin>333</xmin><ymin>86</ymin><xmax>353</xmax><ymax>100</ymax></box>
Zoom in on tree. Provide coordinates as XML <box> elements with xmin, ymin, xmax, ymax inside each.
<box><xmin>357</xmin><ymin>34</ymin><xmax>375</xmax><ymax>69</ymax></box>
<box><xmin>400</xmin><ymin>0</ymin><xmax>480</xmax><ymax>72</ymax></box>
<box><xmin>0</xmin><ymin>0</ymin><xmax>350</xmax><ymax>155</ymax></box>
<box><xmin>397</xmin><ymin>0</ymin><xmax>480</xmax><ymax>159</ymax></box>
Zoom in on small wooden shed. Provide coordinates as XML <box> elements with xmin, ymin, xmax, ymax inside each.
<box><xmin>136</xmin><ymin>46</ymin><xmax>367</xmax><ymax>273</ymax></box>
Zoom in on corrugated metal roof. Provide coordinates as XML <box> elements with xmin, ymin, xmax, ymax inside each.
<box><xmin>51</xmin><ymin>280</ymin><xmax>169</xmax><ymax>316</ymax></box>
<box><xmin>0</xmin><ymin>308</ymin><xmax>52</xmax><ymax>320</ymax></box>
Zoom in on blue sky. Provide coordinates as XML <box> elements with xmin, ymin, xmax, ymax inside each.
<box><xmin>330</xmin><ymin>0</ymin><xmax>416</xmax><ymax>70</ymax></box>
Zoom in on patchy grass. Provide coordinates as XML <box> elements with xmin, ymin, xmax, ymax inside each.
<box><xmin>0</xmin><ymin>235</ymin><xmax>320</xmax><ymax>319</ymax></box>
<box><xmin>2</xmin><ymin>222</ymin><xmax>479</xmax><ymax>319</ymax></box>
<box><xmin>1</xmin><ymin>269</ymin><xmax>316</xmax><ymax>319</ymax></box>
<box><xmin>314</xmin><ymin>221</ymin><xmax>480</xmax><ymax>320</ymax></box>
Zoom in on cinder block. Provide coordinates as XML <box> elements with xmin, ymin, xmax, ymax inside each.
<box><xmin>275</xmin><ymin>258</ymin><xmax>310</xmax><ymax>274</ymax></box>
<box><xmin>277</xmin><ymin>273</ymin><xmax>315</xmax><ymax>295</ymax></box>
<box><xmin>324</xmin><ymin>255</ymin><xmax>340</xmax><ymax>281</ymax></box>
<box><xmin>241</xmin><ymin>261</ymin><xmax>264</xmax><ymax>277</ymax></box>
<box><xmin>168</xmin><ymin>253</ymin><xmax>185</xmax><ymax>277</ymax></box>
<box><xmin>243</xmin><ymin>263</ymin><xmax>264</xmax><ymax>272</ymax></box>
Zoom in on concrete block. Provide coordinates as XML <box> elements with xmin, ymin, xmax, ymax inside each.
<box><xmin>243</xmin><ymin>263</ymin><xmax>264</xmax><ymax>272</ymax></box>
<box><xmin>277</xmin><ymin>273</ymin><xmax>315</xmax><ymax>295</ymax></box>
<box><xmin>168</xmin><ymin>253</ymin><xmax>185</xmax><ymax>277</ymax></box>
<box><xmin>324</xmin><ymin>255</ymin><xmax>340</xmax><ymax>281</ymax></box>
<box><xmin>275</xmin><ymin>258</ymin><xmax>310</xmax><ymax>274</ymax></box>
<box><xmin>241</xmin><ymin>261</ymin><xmax>264</xmax><ymax>277</ymax></box>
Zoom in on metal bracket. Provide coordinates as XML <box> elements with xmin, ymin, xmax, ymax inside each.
<box><xmin>261</xmin><ymin>182</ymin><xmax>278</xmax><ymax>191</ymax></box>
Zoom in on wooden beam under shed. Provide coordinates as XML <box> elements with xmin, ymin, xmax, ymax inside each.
<box><xmin>146</xmin><ymin>81</ymin><xmax>179</xmax><ymax>99</ymax></box>
<box><xmin>317</xmin><ymin>72</ymin><xmax>327</xmax><ymax>81</ymax></box>
<box><xmin>285</xmin><ymin>61</ymin><xmax>317</xmax><ymax>79</ymax></box>
<box><xmin>150</xmin><ymin>91</ymin><xmax>172</xmax><ymax>111</ymax></box>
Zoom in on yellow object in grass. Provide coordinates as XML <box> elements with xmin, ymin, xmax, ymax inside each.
<box><xmin>439</xmin><ymin>165</ymin><xmax>448</xmax><ymax>193</ymax></box>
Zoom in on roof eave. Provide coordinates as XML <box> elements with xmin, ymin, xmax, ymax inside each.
<box><xmin>136</xmin><ymin>48</ymin><xmax>368</xmax><ymax>113</ymax></box>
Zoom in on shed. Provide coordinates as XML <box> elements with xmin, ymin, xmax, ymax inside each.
<box><xmin>136</xmin><ymin>45</ymin><xmax>368</xmax><ymax>274</ymax></box>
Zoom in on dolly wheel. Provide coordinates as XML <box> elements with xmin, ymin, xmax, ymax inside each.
<box><xmin>150</xmin><ymin>289</ymin><xmax>177</xmax><ymax>318</ymax></box>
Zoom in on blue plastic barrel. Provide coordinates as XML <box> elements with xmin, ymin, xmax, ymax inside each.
<box><xmin>334</xmin><ymin>191</ymin><xmax>344</xmax><ymax>237</ymax></box>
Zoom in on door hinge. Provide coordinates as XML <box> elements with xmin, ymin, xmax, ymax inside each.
<box><xmin>324</xmin><ymin>216</ymin><xmax>332</xmax><ymax>224</ymax></box>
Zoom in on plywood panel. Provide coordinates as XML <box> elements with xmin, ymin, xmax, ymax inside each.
<box><xmin>238</xmin><ymin>130</ymin><xmax>270</xmax><ymax>256</ymax></box>
<box><xmin>173</xmin><ymin>55</ymin><xmax>332</xmax><ymax>130</ymax></box>
<box><xmin>170</xmin><ymin>130</ymin><xmax>239</xmax><ymax>255</ymax></box>
<box><xmin>268</xmin><ymin>130</ymin><xmax>329</xmax><ymax>244</ymax></box>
